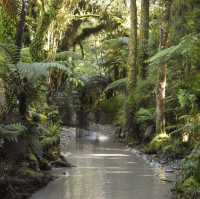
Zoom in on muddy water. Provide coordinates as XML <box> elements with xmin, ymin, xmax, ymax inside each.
<box><xmin>30</xmin><ymin>128</ymin><xmax>174</xmax><ymax>199</ymax></box>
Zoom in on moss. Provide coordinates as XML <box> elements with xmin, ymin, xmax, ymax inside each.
<box><xmin>26</xmin><ymin>153</ymin><xmax>40</xmax><ymax>170</ymax></box>
<box><xmin>145</xmin><ymin>133</ymin><xmax>170</xmax><ymax>154</ymax></box>
<box><xmin>29</xmin><ymin>153</ymin><xmax>37</xmax><ymax>162</ymax></box>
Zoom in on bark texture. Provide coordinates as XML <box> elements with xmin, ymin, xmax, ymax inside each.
<box><xmin>126</xmin><ymin>0</ymin><xmax>138</xmax><ymax>139</ymax></box>
<box><xmin>128</xmin><ymin>0</ymin><xmax>138</xmax><ymax>90</ymax></box>
<box><xmin>138</xmin><ymin>0</ymin><xmax>149</xmax><ymax>79</ymax></box>
<box><xmin>156</xmin><ymin>0</ymin><xmax>172</xmax><ymax>134</ymax></box>
<box><xmin>15</xmin><ymin>0</ymin><xmax>29</xmax><ymax>63</ymax></box>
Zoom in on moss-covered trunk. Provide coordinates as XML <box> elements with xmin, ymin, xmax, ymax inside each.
<box><xmin>138</xmin><ymin>0</ymin><xmax>149</xmax><ymax>79</ymax></box>
<box><xmin>128</xmin><ymin>0</ymin><xmax>137</xmax><ymax>90</ymax></box>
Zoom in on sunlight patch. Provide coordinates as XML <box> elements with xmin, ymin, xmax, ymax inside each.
<box><xmin>98</xmin><ymin>135</ymin><xmax>109</xmax><ymax>141</ymax></box>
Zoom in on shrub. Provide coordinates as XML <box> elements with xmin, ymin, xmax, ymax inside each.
<box><xmin>145</xmin><ymin>133</ymin><xmax>171</xmax><ymax>154</ymax></box>
<box><xmin>162</xmin><ymin>140</ymin><xmax>192</xmax><ymax>159</ymax></box>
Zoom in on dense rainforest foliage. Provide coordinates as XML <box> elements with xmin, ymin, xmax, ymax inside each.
<box><xmin>0</xmin><ymin>0</ymin><xmax>200</xmax><ymax>198</ymax></box>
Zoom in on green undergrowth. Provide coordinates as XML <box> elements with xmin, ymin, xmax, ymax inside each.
<box><xmin>96</xmin><ymin>94</ymin><xmax>125</xmax><ymax>123</ymax></box>
<box><xmin>145</xmin><ymin>133</ymin><xmax>171</xmax><ymax>154</ymax></box>
<box><xmin>173</xmin><ymin>144</ymin><xmax>200</xmax><ymax>198</ymax></box>
<box><xmin>144</xmin><ymin>133</ymin><xmax>193</xmax><ymax>159</ymax></box>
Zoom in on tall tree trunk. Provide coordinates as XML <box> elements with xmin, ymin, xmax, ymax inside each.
<box><xmin>15</xmin><ymin>0</ymin><xmax>29</xmax><ymax>118</ymax></box>
<box><xmin>128</xmin><ymin>0</ymin><xmax>138</xmax><ymax>90</ymax></box>
<box><xmin>156</xmin><ymin>0</ymin><xmax>172</xmax><ymax>134</ymax></box>
<box><xmin>15</xmin><ymin>0</ymin><xmax>29</xmax><ymax>63</ymax></box>
<box><xmin>126</xmin><ymin>0</ymin><xmax>138</xmax><ymax>139</ymax></box>
<box><xmin>138</xmin><ymin>0</ymin><xmax>150</xmax><ymax>79</ymax></box>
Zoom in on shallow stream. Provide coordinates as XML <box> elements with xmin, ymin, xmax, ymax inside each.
<box><xmin>30</xmin><ymin>125</ymin><xmax>175</xmax><ymax>199</ymax></box>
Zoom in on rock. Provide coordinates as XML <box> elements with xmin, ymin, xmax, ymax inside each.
<box><xmin>51</xmin><ymin>159</ymin><xmax>70</xmax><ymax>167</ymax></box>
<box><xmin>51</xmin><ymin>156</ymin><xmax>74</xmax><ymax>168</ymax></box>
<box><xmin>60</xmin><ymin>154</ymin><xmax>75</xmax><ymax>167</ymax></box>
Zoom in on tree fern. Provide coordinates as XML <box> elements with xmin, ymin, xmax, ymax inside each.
<box><xmin>15</xmin><ymin>62</ymin><xmax>71</xmax><ymax>81</ymax></box>
<box><xmin>149</xmin><ymin>34</ymin><xmax>200</xmax><ymax>66</ymax></box>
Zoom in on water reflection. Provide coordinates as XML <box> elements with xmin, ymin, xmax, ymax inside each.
<box><xmin>89</xmin><ymin>153</ymin><xmax>130</xmax><ymax>157</ymax></box>
<box><xmin>30</xmin><ymin>131</ymin><xmax>173</xmax><ymax>199</ymax></box>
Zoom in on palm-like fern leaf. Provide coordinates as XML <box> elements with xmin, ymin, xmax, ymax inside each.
<box><xmin>15</xmin><ymin>62</ymin><xmax>71</xmax><ymax>81</ymax></box>
<box><xmin>0</xmin><ymin>43</ymin><xmax>16</xmax><ymax>61</ymax></box>
<box><xmin>149</xmin><ymin>34</ymin><xmax>200</xmax><ymax>66</ymax></box>
<box><xmin>0</xmin><ymin>123</ymin><xmax>27</xmax><ymax>142</ymax></box>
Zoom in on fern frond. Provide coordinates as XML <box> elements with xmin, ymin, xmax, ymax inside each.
<box><xmin>16</xmin><ymin>62</ymin><xmax>71</xmax><ymax>81</ymax></box>
<box><xmin>105</xmin><ymin>78</ymin><xmax>127</xmax><ymax>92</ymax></box>
<box><xmin>41</xmin><ymin>135</ymin><xmax>60</xmax><ymax>149</ymax></box>
<box><xmin>136</xmin><ymin>108</ymin><xmax>155</xmax><ymax>123</ymax></box>
<box><xmin>149</xmin><ymin>34</ymin><xmax>200</xmax><ymax>66</ymax></box>
<box><xmin>0</xmin><ymin>123</ymin><xmax>27</xmax><ymax>142</ymax></box>
<box><xmin>39</xmin><ymin>123</ymin><xmax>60</xmax><ymax>149</ymax></box>
<box><xmin>0</xmin><ymin>43</ymin><xmax>17</xmax><ymax>61</ymax></box>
